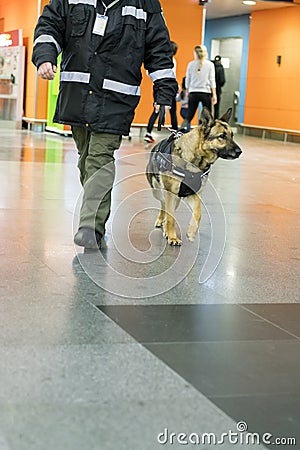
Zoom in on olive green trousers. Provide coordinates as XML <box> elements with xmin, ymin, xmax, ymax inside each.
<box><xmin>72</xmin><ymin>126</ymin><xmax>122</xmax><ymax>236</ymax></box>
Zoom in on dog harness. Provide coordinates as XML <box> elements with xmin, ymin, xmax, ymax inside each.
<box><xmin>151</xmin><ymin>131</ymin><xmax>211</xmax><ymax>197</ymax></box>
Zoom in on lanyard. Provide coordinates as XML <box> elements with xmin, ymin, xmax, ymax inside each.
<box><xmin>101</xmin><ymin>0</ymin><xmax>120</xmax><ymax>15</ymax></box>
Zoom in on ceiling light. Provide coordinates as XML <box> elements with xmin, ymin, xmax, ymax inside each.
<box><xmin>242</xmin><ymin>1</ymin><xmax>256</xmax><ymax>5</ymax></box>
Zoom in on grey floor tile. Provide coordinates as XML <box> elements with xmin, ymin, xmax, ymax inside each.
<box><xmin>144</xmin><ymin>340</ymin><xmax>300</xmax><ymax>397</ymax></box>
<box><xmin>0</xmin><ymin>344</ymin><xmax>195</xmax><ymax>404</ymax></box>
<box><xmin>212</xmin><ymin>394</ymin><xmax>300</xmax><ymax>448</ymax></box>
<box><xmin>97</xmin><ymin>304</ymin><xmax>294</xmax><ymax>343</ymax></box>
<box><xmin>143</xmin><ymin>339</ymin><xmax>300</xmax><ymax>446</ymax></box>
<box><xmin>0</xmin><ymin>340</ymin><xmax>266</xmax><ymax>449</ymax></box>
<box><xmin>0</xmin><ymin>299</ymin><xmax>134</xmax><ymax>345</ymax></box>
<box><xmin>0</xmin><ymin>398</ymin><xmax>265</xmax><ymax>450</ymax></box>
<box><xmin>72</xmin><ymin>254</ymin><xmax>230</xmax><ymax>305</ymax></box>
<box><xmin>243</xmin><ymin>304</ymin><xmax>300</xmax><ymax>338</ymax></box>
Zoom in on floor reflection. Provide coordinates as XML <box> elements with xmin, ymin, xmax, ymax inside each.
<box><xmin>0</xmin><ymin>128</ymin><xmax>299</xmax><ymax>304</ymax></box>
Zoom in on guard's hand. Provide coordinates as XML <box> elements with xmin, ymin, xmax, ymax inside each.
<box><xmin>38</xmin><ymin>62</ymin><xmax>57</xmax><ymax>80</ymax></box>
<box><xmin>154</xmin><ymin>103</ymin><xmax>171</xmax><ymax>131</ymax></box>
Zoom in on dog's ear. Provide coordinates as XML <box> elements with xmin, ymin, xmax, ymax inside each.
<box><xmin>200</xmin><ymin>107</ymin><xmax>214</xmax><ymax>129</ymax></box>
<box><xmin>219</xmin><ymin>108</ymin><xmax>232</xmax><ymax>123</ymax></box>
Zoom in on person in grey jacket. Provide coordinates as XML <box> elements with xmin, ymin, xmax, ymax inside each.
<box><xmin>181</xmin><ymin>45</ymin><xmax>216</xmax><ymax>128</ymax></box>
<box><xmin>32</xmin><ymin>0</ymin><xmax>178</xmax><ymax>250</ymax></box>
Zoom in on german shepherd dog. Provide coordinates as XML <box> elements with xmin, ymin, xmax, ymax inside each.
<box><xmin>146</xmin><ymin>107</ymin><xmax>242</xmax><ymax>245</ymax></box>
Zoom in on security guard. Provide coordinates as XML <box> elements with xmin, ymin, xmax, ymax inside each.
<box><xmin>32</xmin><ymin>0</ymin><xmax>178</xmax><ymax>249</ymax></box>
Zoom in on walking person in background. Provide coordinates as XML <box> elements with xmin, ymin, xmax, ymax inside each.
<box><xmin>176</xmin><ymin>77</ymin><xmax>191</xmax><ymax>131</ymax></box>
<box><xmin>32</xmin><ymin>0</ymin><xmax>177</xmax><ymax>250</ymax></box>
<box><xmin>144</xmin><ymin>41</ymin><xmax>179</xmax><ymax>143</ymax></box>
<box><xmin>212</xmin><ymin>55</ymin><xmax>225</xmax><ymax>119</ymax></box>
<box><xmin>181</xmin><ymin>45</ymin><xmax>217</xmax><ymax>129</ymax></box>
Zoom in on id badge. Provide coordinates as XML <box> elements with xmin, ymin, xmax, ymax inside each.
<box><xmin>92</xmin><ymin>14</ymin><xmax>108</xmax><ymax>36</ymax></box>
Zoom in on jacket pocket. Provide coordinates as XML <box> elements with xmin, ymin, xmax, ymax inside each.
<box><xmin>121</xmin><ymin>15</ymin><xmax>146</xmax><ymax>49</ymax></box>
<box><xmin>70</xmin><ymin>5</ymin><xmax>90</xmax><ymax>37</ymax></box>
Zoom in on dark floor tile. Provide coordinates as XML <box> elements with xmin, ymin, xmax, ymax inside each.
<box><xmin>144</xmin><ymin>340</ymin><xmax>300</xmax><ymax>397</ymax></box>
<box><xmin>97</xmin><ymin>305</ymin><xmax>294</xmax><ymax>343</ymax></box>
<box><xmin>212</xmin><ymin>394</ymin><xmax>300</xmax><ymax>448</ymax></box>
<box><xmin>243</xmin><ymin>304</ymin><xmax>300</xmax><ymax>338</ymax></box>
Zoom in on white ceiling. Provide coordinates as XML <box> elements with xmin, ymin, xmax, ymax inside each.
<box><xmin>204</xmin><ymin>0</ymin><xmax>297</xmax><ymax>20</ymax></box>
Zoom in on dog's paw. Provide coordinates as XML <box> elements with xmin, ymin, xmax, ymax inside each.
<box><xmin>186</xmin><ymin>226</ymin><xmax>198</xmax><ymax>242</ymax></box>
<box><xmin>155</xmin><ymin>219</ymin><xmax>163</xmax><ymax>228</ymax></box>
<box><xmin>168</xmin><ymin>237</ymin><xmax>182</xmax><ymax>246</ymax></box>
<box><xmin>186</xmin><ymin>232</ymin><xmax>196</xmax><ymax>242</ymax></box>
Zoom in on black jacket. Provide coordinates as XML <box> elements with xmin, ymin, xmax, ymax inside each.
<box><xmin>213</xmin><ymin>61</ymin><xmax>225</xmax><ymax>97</ymax></box>
<box><xmin>32</xmin><ymin>0</ymin><xmax>178</xmax><ymax>135</ymax></box>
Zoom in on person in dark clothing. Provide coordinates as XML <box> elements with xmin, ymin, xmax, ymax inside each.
<box><xmin>144</xmin><ymin>41</ymin><xmax>178</xmax><ymax>143</ymax></box>
<box><xmin>212</xmin><ymin>55</ymin><xmax>225</xmax><ymax>119</ymax></box>
<box><xmin>176</xmin><ymin>77</ymin><xmax>191</xmax><ymax>131</ymax></box>
<box><xmin>32</xmin><ymin>0</ymin><xmax>178</xmax><ymax>250</ymax></box>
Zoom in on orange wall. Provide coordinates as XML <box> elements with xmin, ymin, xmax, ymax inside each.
<box><xmin>0</xmin><ymin>0</ymin><xmax>203</xmax><ymax>123</ymax></box>
<box><xmin>244</xmin><ymin>6</ymin><xmax>300</xmax><ymax>130</ymax></box>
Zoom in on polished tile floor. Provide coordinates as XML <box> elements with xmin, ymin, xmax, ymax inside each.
<box><xmin>0</xmin><ymin>126</ymin><xmax>299</xmax><ymax>449</ymax></box>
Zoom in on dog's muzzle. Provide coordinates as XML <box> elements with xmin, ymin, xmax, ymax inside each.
<box><xmin>218</xmin><ymin>144</ymin><xmax>242</xmax><ymax>160</ymax></box>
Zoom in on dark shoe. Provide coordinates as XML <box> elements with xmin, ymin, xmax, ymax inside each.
<box><xmin>74</xmin><ymin>227</ymin><xmax>102</xmax><ymax>249</ymax></box>
<box><xmin>144</xmin><ymin>133</ymin><xmax>155</xmax><ymax>143</ymax></box>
